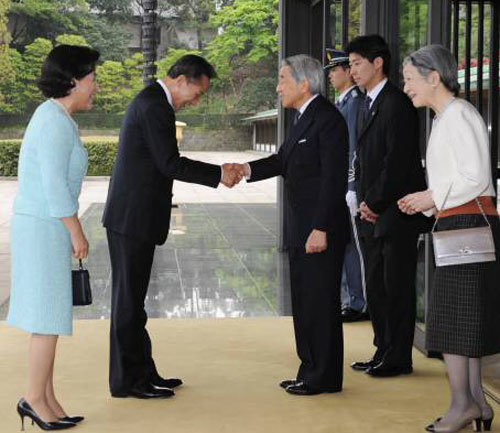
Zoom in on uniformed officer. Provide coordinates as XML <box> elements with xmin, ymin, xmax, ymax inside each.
<box><xmin>325</xmin><ymin>50</ymin><xmax>368</xmax><ymax>322</ymax></box>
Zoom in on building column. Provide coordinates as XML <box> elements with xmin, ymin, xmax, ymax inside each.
<box><xmin>361</xmin><ymin>0</ymin><xmax>400</xmax><ymax>85</ymax></box>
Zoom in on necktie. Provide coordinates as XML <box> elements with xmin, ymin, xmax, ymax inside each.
<box><xmin>363</xmin><ymin>95</ymin><xmax>372</xmax><ymax>125</ymax></box>
<box><xmin>293</xmin><ymin>111</ymin><xmax>301</xmax><ymax>126</ymax></box>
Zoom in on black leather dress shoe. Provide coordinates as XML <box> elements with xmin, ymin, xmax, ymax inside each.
<box><xmin>112</xmin><ymin>383</ymin><xmax>175</xmax><ymax>399</ymax></box>
<box><xmin>351</xmin><ymin>358</ymin><xmax>380</xmax><ymax>371</ymax></box>
<box><xmin>285</xmin><ymin>382</ymin><xmax>324</xmax><ymax>396</ymax></box>
<box><xmin>59</xmin><ymin>416</ymin><xmax>84</xmax><ymax>424</ymax></box>
<box><xmin>152</xmin><ymin>376</ymin><xmax>183</xmax><ymax>389</ymax></box>
<box><xmin>279</xmin><ymin>379</ymin><xmax>298</xmax><ymax>389</ymax></box>
<box><xmin>365</xmin><ymin>362</ymin><xmax>413</xmax><ymax>377</ymax></box>
<box><xmin>341</xmin><ymin>307</ymin><xmax>370</xmax><ymax>323</ymax></box>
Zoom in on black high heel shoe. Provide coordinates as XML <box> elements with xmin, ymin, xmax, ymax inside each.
<box><xmin>480</xmin><ymin>403</ymin><xmax>494</xmax><ymax>431</ymax></box>
<box><xmin>59</xmin><ymin>416</ymin><xmax>84</xmax><ymax>424</ymax></box>
<box><xmin>16</xmin><ymin>398</ymin><xmax>76</xmax><ymax>431</ymax></box>
<box><xmin>482</xmin><ymin>417</ymin><xmax>493</xmax><ymax>431</ymax></box>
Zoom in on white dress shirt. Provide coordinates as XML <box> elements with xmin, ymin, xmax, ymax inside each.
<box><xmin>336</xmin><ymin>86</ymin><xmax>355</xmax><ymax>105</ymax></box>
<box><xmin>157</xmin><ymin>79</ymin><xmax>173</xmax><ymax>108</ymax></box>
<box><xmin>366</xmin><ymin>78</ymin><xmax>388</xmax><ymax>108</ymax></box>
<box><xmin>424</xmin><ymin>98</ymin><xmax>496</xmax><ymax>216</ymax></box>
<box><xmin>298</xmin><ymin>94</ymin><xmax>319</xmax><ymax>117</ymax></box>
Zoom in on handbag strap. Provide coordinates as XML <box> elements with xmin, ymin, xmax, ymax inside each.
<box><xmin>79</xmin><ymin>259</ymin><xmax>84</xmax><ymax>270</ymax></box>
<box><xmin>431</xmin><ymin>183</ymin><xmax>491</xmax><ymax>233</ymax></box>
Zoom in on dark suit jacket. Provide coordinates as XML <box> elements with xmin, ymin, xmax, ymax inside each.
<box><xmin>102</xmin><ymin>82</ymin><xmax>221</xmax><ymax>245</ymax></box>
<box><xmin>248</xmin><ymin>95</ymin><xmax>350</xmax><ymax>248</ymax></box>
<box><xmin>355</xmin><ymin>81</ymin><xmax>429</xmax><ymax>238</ymax></box>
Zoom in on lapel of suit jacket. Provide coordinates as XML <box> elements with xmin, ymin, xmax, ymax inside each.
<box><xmin>282</xmin><ymin>96</ymin><xmax>319</xmax><ymax>163</ymax></box>
<box><xmin>358</xmin><ymin>81</ymin><xmax>391</xmax><ymax>140</ymax></box>
<box><xmin>152</xmin><ymin>82</ymin><xmax>175</xmax><ymax>115</ymax></box>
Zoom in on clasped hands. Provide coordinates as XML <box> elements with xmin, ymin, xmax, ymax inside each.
<box><xmin>362</xmin><ymin>190</ymin><xmax>436</xmax><ymax>220</ymax></box>
<box><xmin>359</xmin><ymin>201</ymin><xmax>379</xmax><ymax>223</ymax></box>
<box><xmin>221</xmin><ymin>163</ymin><xmax>249</xmax><ymax>188</ymax></box>
<box><xmin>398</xmin><ymin>189</ymin><xmax>435</xmax><ymax>215</ymax></box>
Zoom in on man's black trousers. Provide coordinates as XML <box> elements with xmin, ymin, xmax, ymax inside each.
<box><xmin>360</xmin><ymin>232</ymin><xmax>419</xmax><ymax>367</ymax></box>
<box><xmin>288</xmin><ymin>241</ymin><xmax>345</xmax><ymax>391</ymax></box>
<box><xmin>107</xmin><ymin>229</ymin><xmax>162</xmax><ymax>395</ymax></box>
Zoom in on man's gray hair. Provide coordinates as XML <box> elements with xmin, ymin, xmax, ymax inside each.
<box><xmin>282</xmin><ymin>54</ymin><xmax>325</xmax><ymax>95</ymax></box>
<box><xmin>404</xmin><ymin>44</ymin><xmax>460</xmax><ymax>96</ymax></box>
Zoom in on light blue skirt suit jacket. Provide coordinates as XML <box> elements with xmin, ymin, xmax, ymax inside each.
<box><xmin>7</xmin><ymin>100</ymin><xmax>88</xmax><ymax>335</ymax></box>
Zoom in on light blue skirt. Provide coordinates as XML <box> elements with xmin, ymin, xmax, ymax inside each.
<box><xmin>7</xmin><ymin>214</ymin><xmax>73</xmax><ymax>335</ymax></box>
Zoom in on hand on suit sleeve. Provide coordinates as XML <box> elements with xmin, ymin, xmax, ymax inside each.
<box><xmin>221</xmin><ymin>163</ymin><xmax>246</xmax><ymax>188</ymax></box>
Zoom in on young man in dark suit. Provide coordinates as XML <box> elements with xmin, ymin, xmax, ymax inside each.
<box><xmin>346</xmin><ymin>35</ymin><xmax>428</xmax><ymax>377</ymax></box>
<box><xmin>326</xmin><ymin>50</ymin><xmax>368</xmax><ymax>323</ymax></box>
<box><xmin>102</xmin><ymin>55</ymin><xmax>243</xmax><ymax>399</ymax></box>
<box><xmin>238</xmin><ymin>54</ymin><xmax>350</xmax><ymax>395</ymax></box>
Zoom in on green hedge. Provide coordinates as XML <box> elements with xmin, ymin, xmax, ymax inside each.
<box><xmin>0</xmin><ymin>138</ymin><xmax>119</xmax><ymax>176</ymax></box>
<box><xmin>0</xmin><ymin>113</ymin><xmax>251</xmax><ymax>131</ymax></box>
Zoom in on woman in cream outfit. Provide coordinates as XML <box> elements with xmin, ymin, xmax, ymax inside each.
<box><xmin>399</xmin><ymin>44</ymin><xmax>500</xmax><ymax>433</ymax></box>
<box><xmin>7</xmin><ymin>45</ymin><xmax>99</xmax><ymax>430</ymax></box>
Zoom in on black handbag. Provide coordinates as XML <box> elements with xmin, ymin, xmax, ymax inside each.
<box><xmin>72</xmin><ymin>259</ymin><xmax>92</xmax><ymax>306</ymax></box>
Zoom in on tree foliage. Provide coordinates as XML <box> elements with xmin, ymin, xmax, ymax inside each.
<box><xmin>93</xmin><ymin>53</ymin><xmax>143</xmax><ymax>113</ymax></box>
<box><xmin>8</xmin><ymin>0</ymin><xmax>89</xmax><ymax>49</ymax></box>
<box><xmin>0</xmin><ymin>0</ymin><xmax>14</xmax><ymax>111</ymax></box>
<box><xmin>1</xmin><ymin>0</ymin><xmax>281</xmax><ymax>116</ymax></box>
<box><xmin>238</xmin><ymin>76</ymin><xmax>276</xmax><ymax>113</ymax></box>
<box><xmin>83</xmin><ymin>16</ymin><xmax>132</xmax><ymax>62</ymax></box>
<box><xmin>205</xmin><ymin>0</ymin><xmax>278</xmax><ymax>88</ymax></box>
<box><xmin>207</xmin><ymin>0</ymin><xmax>278</xmax><ymax>63</ymax></box>
<box><xmin>0</xmin><ymin>48</ymin><xmax>24</xmax><ymax>113</ymax></box>
<box><xmin>55</xmin><ymin>34</ymin><xmax>89</xmax><ymax>47</ymax></box>
<box><xmin>93</xmin><ymin>60</ymin><xmax>128</xmax><ymax>113</ymax></box>
<box><xmin>22</xmin><ymin>37</ymin><xmax>52</xmax><ymax>108</ymax></box>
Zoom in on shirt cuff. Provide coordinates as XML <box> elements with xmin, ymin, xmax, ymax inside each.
<box><xmin>244</xmin><ymin>163</ymin><xmax>251</xmax><ymax>180</ymax></box>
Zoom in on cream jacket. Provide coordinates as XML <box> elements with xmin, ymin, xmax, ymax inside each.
<box><xmin>424</xmin><ymin>98</ymin><xmax>496</xmax><ymax>216</ymax></box>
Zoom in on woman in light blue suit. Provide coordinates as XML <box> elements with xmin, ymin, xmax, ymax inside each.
<box><xmin>7</xmin><ymin>44</ymin><xmax>99</xmax><ymax>431</ymax></box>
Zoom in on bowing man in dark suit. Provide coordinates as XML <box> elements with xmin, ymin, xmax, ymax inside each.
<box><xmin>238</xmin><ymin>55</ymin><xmax>350</xmax><ymax>395</ymax></box>
<box><xmin>102</xmin><ymin>55</ymin><xmax>243</xmax><ymax>399</ymax></box>
<box><xmin>346</xmin><ymin>35</ymin><xmax>429</xmax><ymax>377</ymax></box>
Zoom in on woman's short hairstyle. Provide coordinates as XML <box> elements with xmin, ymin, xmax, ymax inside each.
<box><xmin>282</xmin><ymin>54</ymin><xmax>325</xmax><ymax>95</ymax></box>
<box><xmin>346</xmin><ymin>34</ymin><xmax>391</xmax><ymax>76</ymax></box>
<box><xmin>167</xmin><ymin>55</ymin><xmax>217</xmax><ymax>81</ymax></box>
<box><xmin>38</xmin><ymin>45</ymin><xmax>100</xmax><ymax>98</ymax></box>
<box><xmin>404</xmin><ymin>45</ymin><xmax>460</xmax><ymax>96</ymax></box>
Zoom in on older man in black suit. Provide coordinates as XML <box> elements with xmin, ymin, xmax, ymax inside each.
<box><xmin>237</xmin><ymin>55</ymin><xmax>350</xmax><ymax>395</ymax></box>
<box><xmin>102</xmin><ymin>55</ymin><xmax>242</xmax><ymax>399</ymax></box>
<box><xmin>347</xmin><ymin>35</ymin><xmax>429</xmax><ymax>378</ymax></box>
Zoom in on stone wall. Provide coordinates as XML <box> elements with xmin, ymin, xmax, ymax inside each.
<box><xmin>179</xmin><ymin>127</ymin><xmax>253</xmax><ymax>151</ymax></box>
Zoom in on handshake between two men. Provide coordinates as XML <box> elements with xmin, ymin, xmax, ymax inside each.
<box><xmin>220</xmin><ymin>163</ymin><xmax>250</xmax><ymax>188</ymax></box>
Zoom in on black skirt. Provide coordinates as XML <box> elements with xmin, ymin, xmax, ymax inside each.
<box><xmin>426</xmin><ymin>214</ymin><xmax>500</xmax><ymax>357</ymax></box>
